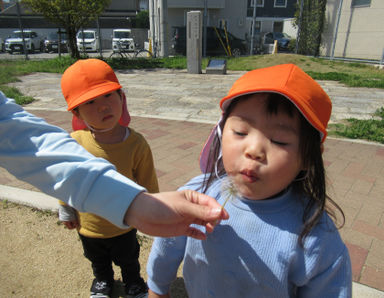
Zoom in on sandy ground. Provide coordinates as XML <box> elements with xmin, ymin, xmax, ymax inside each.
<box><xmin>0</xmin><ymin>200</ymin><xmax>187</xmax><ymax>297</ymax></box>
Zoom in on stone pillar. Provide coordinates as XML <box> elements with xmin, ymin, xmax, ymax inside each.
<box><xmin>187</xmin><ymin>11</ymin><xmax>202</xmax><ymax>74</ymax></box>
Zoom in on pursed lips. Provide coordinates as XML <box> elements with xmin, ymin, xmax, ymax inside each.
<box><xmin>240</xmin><ymin>169</ymin><xmax>259</xmax><ymax>183</ymax></box>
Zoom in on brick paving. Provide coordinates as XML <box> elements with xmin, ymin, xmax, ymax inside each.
<box><xmin>1</xmin><ymin>109</ymin><xmax>383</xmax><ymax>292</ymax></box>
<box><xmin>2</xmin><ymin>69</ymin><xmax>384</xmax><ymax>294</ymax></box>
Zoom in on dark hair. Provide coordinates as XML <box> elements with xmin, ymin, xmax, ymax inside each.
<box><xmin>202</xmin><ymin>93</ymin><xmax>345</xmax><ymax>246</ymax></box>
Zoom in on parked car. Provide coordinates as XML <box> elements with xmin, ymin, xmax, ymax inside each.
<box><xmin>172</xmin><ymin>26</ymin><xmax>247</xmax><ymax>57</ymax></box>
<box><xmin>263</xmin><ymin>32</ymin><xmax>292</xmax><ymax>51</ymax></box>
<box><xmin>0</xmin><ymin>37</ymin><xmax>4</xmax><ymax>52</ymax></box>
<box><xmin>112</xmin><ymin>29</ymin><xmax>136</xmax><ymax>52</ymax></box>
<box><xmin>76</xmin><ymin>30</ymin><xmax>99</xmax><ymax>52</ymax></box>
<box><xmin>5</xmin><ymin>30</ymin><xmax>44</xmax><ymax>54</ymax></box>
<box><xmin>43</xmin><ymin>32</ymin><xmax>68</xmax><ymax>53</ymax></box>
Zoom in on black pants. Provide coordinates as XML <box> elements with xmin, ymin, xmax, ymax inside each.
<box><xmin>79</xmin><ymin>229</ymin><xmax>141</xmax><ymax>285</ymax></box>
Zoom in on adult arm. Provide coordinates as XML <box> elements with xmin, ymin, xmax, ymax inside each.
<box><xmin>0</xmin><ymin>94</ymin><xmax>228</xmax><ymax>238</ymax></box>
<box><xmin>0</xmin><ymin>93</ymin><xmax>143</xmax><ymax>227</ymax></box>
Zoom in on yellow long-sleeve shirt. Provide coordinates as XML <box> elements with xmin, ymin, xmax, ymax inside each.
<box><xmin>60</xmin><ymin>128</ymin><xmax>159</xmax><ymax>238</ymax></box>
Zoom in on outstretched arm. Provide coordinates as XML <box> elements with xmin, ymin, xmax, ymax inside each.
<box><xmin>0</xmin><ymin>94</ymin><xmax>228</xmax><ymax>238</ymax></box>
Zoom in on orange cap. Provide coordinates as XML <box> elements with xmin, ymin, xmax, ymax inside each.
<box><xmin>61</xmin><ymin>59</ymin><xmax>122</xmax><ymax>111</ymax></box>
<box><xmin>221</xmin><ymin>63</ymin><xmax>332</xmax><ymax>142</ymax></box>
<box><xmin>199</xmin><ymin>64</ymin><xmax>332</xmax><ymax>173</ymax></box>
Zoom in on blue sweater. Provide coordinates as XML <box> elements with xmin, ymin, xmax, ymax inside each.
<box><xmin>0</xmin><ymin>93</ymin><xmax>145</xmax><ymax>228</ymax></box>
<box><xmin>147</xmin><ymin>175</ymin><xmax>352</xmax><ymax>297</ymax></box>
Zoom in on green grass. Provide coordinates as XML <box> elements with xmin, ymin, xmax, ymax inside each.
<box><xmin>328</xmin><ymin>107</ymin><xmax>384</xmax><ymax>143</ymax></box>
<box><xmin>1</xmin><ymin>53</ymin><xmax>384</xmax><ymax>143</ymax></box>
<box><xmin>0</xmin><ymin>85</ymin><xmax>35</xmax><ymax>105</ymax></box>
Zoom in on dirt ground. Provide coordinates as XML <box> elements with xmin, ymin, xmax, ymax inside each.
<box><xmin>0</xmin><ymin>200</ymin><xmax>187</xmax><ymax>298</ymax></box>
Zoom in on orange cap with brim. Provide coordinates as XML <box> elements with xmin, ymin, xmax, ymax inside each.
<box><xmin>61</xmin><ymin>58</ymin><xmax>122</xmax><ymax>111</ymax></box>
<box><xmin>221</xmin><ymin>63</ymin><xmax>331</xmax><ymax>142</ymax></box>
<box><xmin>199</xmin><ymin>64</ymin><xmax>332</xmax><ymax>173</ymax></box>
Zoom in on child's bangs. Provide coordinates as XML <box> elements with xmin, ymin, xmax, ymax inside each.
<box><xmin>265</xmin><ymin>93</ymin><xmax>297</xmax><ymax>117</ymax></box>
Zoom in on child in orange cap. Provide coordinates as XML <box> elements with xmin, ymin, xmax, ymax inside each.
<box><xmin>146</xmin><ymin>64</ymin><xmax>352</xmax><ymax>297</ymax></box>
<box><xmin>59</xmin><ymin>58</ymin><xmax>159</xmax><ymax>298</ymax></box>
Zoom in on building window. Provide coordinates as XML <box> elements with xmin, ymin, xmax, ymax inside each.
<box><xmin>247</xmin><ymin>0</ymin><xmax>264</xmax><ymax>17</ymax></box>
<box><xmin>351</xmin><ymin>0</ymin><xmax>371</xmax><ymax>7</ymax></box>
<box><xmin>274</xmin><ymin>0</ymin><xmax>287</xmax><ymax>8</ymax></box>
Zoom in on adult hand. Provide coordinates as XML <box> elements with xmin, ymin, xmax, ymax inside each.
<box><xmin>124</xmin><ymin>190</ymin><xmax>229</xmax><ymax>240</ymax></box>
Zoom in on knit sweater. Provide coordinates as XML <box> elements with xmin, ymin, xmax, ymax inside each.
<box><xmin>60</xmin><ymin>128</ymin><xmax>159</xmax><ymax>238</ymax></box>
<box><xmin>147</xmin><ymin>174</ymin><xmax>352</xmax><ymax>297</ymax></box>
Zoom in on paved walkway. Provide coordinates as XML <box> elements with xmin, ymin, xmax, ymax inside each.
<box><xmin>2</xmin><ymin>69</ymin><xmax>384</xmax><ymax>296</ymax></box>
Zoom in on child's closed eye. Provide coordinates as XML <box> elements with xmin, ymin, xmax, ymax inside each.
<box><xmin>233</xmin><ymin>130</ymin><xmax>247</xmax><ymax>137</ymax></box>
<box><xmin>271</xmin><ymin>139</ymin><xmax>289</xmax><ymax>146</ymax></box>
<box><xmin>85</xmin><ymin>100</ymin><xmax>95</xmax><ymax>105</ymax></box>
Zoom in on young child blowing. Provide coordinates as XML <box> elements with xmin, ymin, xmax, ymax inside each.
<box><xmin>59</xmin><ymin>58</ymin><xmax>159</xmax><ymax>298</ymax></box>
<box><xmin>146</xmin><ymin>64</ymin><xmax>352</xmax><ymax>297</ymax></box>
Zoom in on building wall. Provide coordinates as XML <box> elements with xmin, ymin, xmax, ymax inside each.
<box><xmin>150</xmin><ymin>0</ymin><xmax>298</xmax><ymax>56</ymax></box>
<box><xmin>169</xmin><ymin>0</ymin><xmax>297</xmax><ymax>39</ymax></box>
<box><xmin>283</xmin><ymin>18</ymin><xmax>297</xmax><ymax>38</ymax></box>
<box><xmin>322</xmin><ymin>0</ymin><xmax>384</xmax><ymax>60</ymax></box>
<box><xmin>254</xmin><ymin>0</ymin><xmax>296</xmax><ymax>18</ymax></box>
<box><xmin>223</xmin><ymin>0</ymin><xmax>248</xmax><ymax>39</ymax></box>
<box><xmin>166</xmin><ymin>2</ymin><xmax>247</xmax><ymax>39</ymax></box>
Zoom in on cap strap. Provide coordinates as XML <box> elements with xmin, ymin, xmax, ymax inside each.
<box><xmin>214</xmin><ymin>124</ymin><xmax>223</xmax><ymax>179</ymax></box>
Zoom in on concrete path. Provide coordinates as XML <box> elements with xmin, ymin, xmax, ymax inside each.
<box><xmin>8</xmin><ymin>69</ymin><xmax>384</xmax><ymax>123</ymax></box>
<box><xmin>2</xmin><ymin>69</ymin><xmax>384</xmax><ymax>296</ymax></box>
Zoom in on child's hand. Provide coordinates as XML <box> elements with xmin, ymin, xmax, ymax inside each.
<box><xmin>62</xmin><ymin>220</ymin><xmax>79</xmax><ymax>230</ymax></box>
<box><xmin>148</xmin><ymin>289</ymin><xmax>169</xmax><ymax>298</ymax></box>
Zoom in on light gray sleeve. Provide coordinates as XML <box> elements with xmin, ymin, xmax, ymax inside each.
<box><xmin>0</xmin><ymin>94</ymin><xmax>146</xmax><ymax>228</ymax></box>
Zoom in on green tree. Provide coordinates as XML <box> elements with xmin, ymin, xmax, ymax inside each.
<box><xmin>22</xmin><ymin>0</ymin><xmax>110</xmax><ymax>58</ymax></box>
<box><xmin>294</xmin><ymin>0</ymin><xmax>327</xmax><ymax>56</ymax></box>
<box><xmin>134</xmin><ymin>10</ymin><xmax>149</xmax><ymax>29</ymax></box>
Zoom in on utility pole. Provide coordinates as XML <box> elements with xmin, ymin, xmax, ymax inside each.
<box><xmin>149</xmin><ymin>0</ymin><xmax>157</xmax><ymax>57</ymax></box>
<box><xmin>203</xmin><ymin>0</ymin><xmax>207</xmax><ymax>57</ymax></box>
<box><xmin>250</xmin><ymin>0</ymin><xmax>257</xmax><ymax>55</ymax></box>
<box><xmin>16</xmin><ymin>1</ymin><xmax>29</xmax><ymax>60</ymax></box>
<box><xmin>159</xmin><ymin>0</ymin><xmax>168</xmax><ymax>57</ymax></box>
<box><xmin>331</xmin><ymin>0</ymin><xmax>344</xmax><ymax>60</ymax></box>
<box><xmin>295</xmin><ymin>0</ymin><xmax>304</xmax><ymax>54</ymax></box>
<box><xmin>97</xmin><ymin>17</ymin><xmax>103</xmax><ymax>58</ymax></box>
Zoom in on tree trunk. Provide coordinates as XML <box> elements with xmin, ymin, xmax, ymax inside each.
<box><xmin>66</xmin><ymin>27</ymin><xmax>80</xmax><ymax>59</ymax></box>
<box><xmin>315</xmin><ymin>0</ymin><xmax>327</xmax><ymax>57</ymax></box>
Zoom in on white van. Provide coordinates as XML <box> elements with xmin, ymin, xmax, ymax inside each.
<box><xmin>77</xmin><ymin>30</ymin><xmax>99</xmax><ymax>52</ymax></box>
<box><xmin>112</xmin><ymin>29</ymin><xmax>135</xmax><ymax>53</ymax></box>
<box><xmin>5</xmin><ymin>30</ymin><xmax>44</xmax><ymax>54</ymax></box>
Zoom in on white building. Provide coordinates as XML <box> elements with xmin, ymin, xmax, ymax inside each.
<box><xmin>322</xmin><ymin>0</ymin><xmax>384</xmax><ymax>61</ymax></box>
